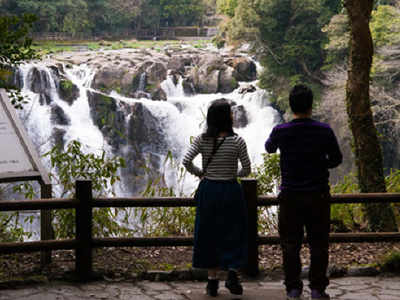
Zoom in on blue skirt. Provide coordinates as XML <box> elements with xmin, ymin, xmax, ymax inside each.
<box><xmin>192</xmin><ymin>178</ymin><xmax>248</xmax><ymax>270</ymax></box>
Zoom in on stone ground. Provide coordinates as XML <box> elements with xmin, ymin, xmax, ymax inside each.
<box><xmin>0</xmin><ymin>276</ymin><xmax>399</xmax><ymax>300</ymax></box>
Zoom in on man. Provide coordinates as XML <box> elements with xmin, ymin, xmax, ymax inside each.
<box><xmin>265</xmin><ymin>84</ymin><xmax>342</xmax><ymax>300</ymax></box>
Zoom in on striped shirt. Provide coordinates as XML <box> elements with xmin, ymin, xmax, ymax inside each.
<box><xmin>182</xmin><ymin>134</ymin><xmax>251</xmax><ymax>180</ymax></box>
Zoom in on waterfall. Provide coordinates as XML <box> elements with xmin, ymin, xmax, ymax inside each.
<box><xmin>15</xmin><ymin>58</ymin><xmax>280</xmax><ymax>198</ymax></box>
<box><xmin>138</xmin><ymin>73</ymin><xmax>147</xmax><ymax>92</ymax></box>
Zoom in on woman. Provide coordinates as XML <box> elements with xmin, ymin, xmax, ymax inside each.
<box><xmin>182</xmin><ymin>99</ymin><xmax>251</xmax><ymax>297</ymax></box>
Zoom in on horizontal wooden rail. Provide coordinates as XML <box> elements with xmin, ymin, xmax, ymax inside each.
<box><xmin>0</xmin><ymin>239</ymin><xmax>77</xmax><ymax>254</ymax></box>
<box><xmin>258</xmin><ymin>193</ymin><xmax>400</xmax><ymax>206</ymax></box>
<box><xmin>94</xmin><ymin>197</ymin><xmax>195</xmax><ymax>208</ymax></box>
<box><xmin>0</xmin><ymin>199</ymin><xmax>77</xmax><ymax>211</ymax></box>
<box><xmin>257</xmin><ymin>232</ymin><xmax>400</xmax><ymax>245</ymax></box>
<box><xmin>2</xmin><ymin>193</ymin><xmax>398</xmax><ymax>212</ymax></box>
<box><xmin>93</xmin><ymin>237</ymin><xmax>193</xmax><ymax>248</ymax></box>
<box><xmin>4</xmin><ymin>232</ymin><xmax>400</xmax><ymax>255</ymax></box>
<box><xmin>1</xmin><ymin>179</ymin><xmax>400</xmax><ymax>281</ymax></box>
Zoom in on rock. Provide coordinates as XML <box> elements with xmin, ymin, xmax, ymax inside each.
<box><xmin>190</xmin><ymin>54</ymin><xmax>224</xmax><ymax>93</ymax></box>
<box><xmin>191</xmin><ymin>68</ymin><xmax>220</xmax><ymax>94</ymax></box>
<box><xmin>182</xmin><ymin>77</ymin><xmax>195</xmax><ymax>95</ymax></box>
<box><xmin>52</xmin><ymin>127</ymin><xmax>66</xmax><ymax>149</ymax></box>
<box><xmin>87</xmin><ymin>91</ymin><xmax>126</xmax><ymax>150</ymax></box>
<box><xmin>218</xmin><ymin>66</ymin><xmax>239</xmax><ymax>93</ymax></box>
<box><xmin>238</xmin><ymin>84</ymin><xmax>257</xmax><ymax>94</ymax></box>
<box><xmin>127</xmin><ymin>102</ymin><xmax>165</xmax><ymax>152</ymax></box>
<box><xmin>347</xmin><ymin>266</ymin><xmax>379</xmax><ymax>276</ymax></box>
<box><xmin>228</xmin><ymin>56</ymin><xmax>257</xmax><ymax>82</ymax></box>
<box><xmin>39</xmin><ymin>92</ymin><xmax>52</xmax><ymax>106</ymax></box>
<box><xmin>58</xmin><ymin>79</ymin><xmax>79</xmax><ymax>105</ymax></box>
<box><xmin>328</xmin><ymin>265</ymin><xmax>347</xmax><ymax>278</ymax></box>
<box><xmin>92</xmin><ymin>67</ymin><xmax>125</xmax><ymax>94</ymax></box>
<box><xmin>50</xmin><ymin>105</ymin><xmax>71</xmax><ymax>125</ymax></box>
<box><xmin>150</xmin><ymin>86</ymin><xmax>167</xmax><ymax>101</ymax></box>
<box><xmin>232</xmin><ymin>104</ymin><xmax>248</xmax><ymax>128</ymax></box>
<box><xmin>167</xmin><ymin>55</ymin><xmax>189</xmax><ymax>73</ymax></box>
<box><xmin>27</xmin><ymin>67</ymin><xmax>52</xmax><ymax>94</ymax></box>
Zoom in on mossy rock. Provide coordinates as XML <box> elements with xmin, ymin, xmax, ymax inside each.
<box><xmin>59</xmin><ymin>79</ymin><xmax>79</xmax><ymax>105</ymax></box>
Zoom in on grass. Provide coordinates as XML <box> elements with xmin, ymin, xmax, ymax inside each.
<box><xmin>32</xmin><ymin>39</ymin><xmax>210</xmax><ymax>54</ymax></box>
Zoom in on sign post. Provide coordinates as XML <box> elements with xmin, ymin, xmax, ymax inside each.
<box><xmin>0</xmin><ymin>89</ymin><xmax>53</xmax><ymax>265</ymax></box>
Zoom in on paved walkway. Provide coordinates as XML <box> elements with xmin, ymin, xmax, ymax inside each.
<box><xmin>0</xmin><ymin>276</ymin><xmax>399</xmax><ymax>300</ymax></box>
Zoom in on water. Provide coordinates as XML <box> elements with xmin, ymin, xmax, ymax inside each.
<box><xmin>11</xmin><ymin>50</ymin><xmax>281</xmax><ymax>238</ymax></box>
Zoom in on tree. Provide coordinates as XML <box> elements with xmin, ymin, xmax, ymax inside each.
<box><xmin>344</xmin><ymin>0</ymin><xmax>397</xmax><ymax>231</ymax></box>
<box><xmin>226</xmin><ymin>0</ymin><xmax>341</xmax><ymax>112</ymax></box>
<box><xmin>0</xmin><ymin>14</ymin><xmax>37</xmax><ymax>108</ymax></box>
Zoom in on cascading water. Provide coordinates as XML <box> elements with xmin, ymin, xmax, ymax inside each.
<box><xmin>160</xmin><ymin>75</ymin><xmax>280</xmax><ymax>194</ymax></box>
<box><xmin>12</xmin><ymin>49</ymin><xmax>281</xmax><ymax>238</ymax></box>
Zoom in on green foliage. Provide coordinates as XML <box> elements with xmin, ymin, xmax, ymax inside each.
<box><xmin>0</xmin><ymin>13</ymin><xmax>37</xmax><ymax>109</ymax></box>
<box><xmin>0</xmin><ymin>0</ymin><xmax>208</xmax><ymax>36</ymax></box>
<box><xmin>45</xmin><ymin>140</ymin><xmax>125</xmax><ymax>198</ymax></box>
<box><xmin>0</xmin><ymin>211</ymin><xmax>34</xmax><ymax>242</ymax></box>
<box><xmin>224</xmin><ymin>0</ymin><xmax>341</xmax><ymax>114</ymax></box>
<box><xmin>47</xmin><ymin>140</ymin><xmax>127</xmax><ymax>239</ymax></box>
<box><xmin>251</xmin><ymin>153</ymin><xmax>281</xmax><ymax>233</ymax></box>
<box><xmin>10</xmin><ymin>140</ymin><xmax>129</xmax><ymax>241</ymax></box>
<box><xmin>136</xmin><ymin>151</ymin><xmax>196</xmax><ymax>237</ymax></box>
<box><xmin>217</xmin><ymin>0</ymin><xmax>238</xmax><ymax>17</ymax></box>
<box><xmin>321</xmin><ymin>13</ymin><xmax>349</xmax><ymax>70</ymax></box>
<box><xmin>370</xmin><ymin>5</ymin><xmax>400</xmax><ymax>47</ymax></box>
<box><xmin>380</xmin><ymin>251</ymin><xmax>400</xmax><ymax>273</ymax></box>
<box><xmin>252</xmin><ymin>153</ymin><xmax>281</xmax><ymax>195</ymax></box>
<box><xmin>330</xmin><ymin>170</ymin><xmax>400</xmax><ymax>232</ymax></box>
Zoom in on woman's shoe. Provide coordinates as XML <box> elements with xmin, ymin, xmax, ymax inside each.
<box><xmin>225</xmin><ymin>270</ymin><xmax>243</xmax><ymax>295</ymax></box>
<box><xmin>206</xmin><ymin>279</ymin><xmax>219</xmax><ymax>297</ymax></box>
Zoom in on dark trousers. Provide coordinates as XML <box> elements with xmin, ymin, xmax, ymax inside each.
<box><xmin>278</xmin><ymin>190</ymin><xmax>331</xmax><ymax>292</ymax></box>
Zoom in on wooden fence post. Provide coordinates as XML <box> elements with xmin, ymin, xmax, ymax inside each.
<box><xmin>241</xmin><ymin>178</ymin><xmax>259</xmax><ymax>277</ymax></box>
<box><xmin>75</xmin><ymin>180</ymin><xmax>93</xmax><ymax>281</ymax></box>
<box><xmin>40</xmin><ymin>182</ymin><xmax>53</xmax><ymax>267</ymax></box>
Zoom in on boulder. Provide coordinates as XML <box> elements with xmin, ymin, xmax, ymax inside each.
<box><xmin>58</xmin><ymin>79</ymin><xmax>79</xmax><ymax>105</ymax></box>
<box><xmin>182</xmin><ymin>77</ymin><xmax>195</xmax><ymax>95</ymax></box>
<box><xmin>27</xmin><ymin>67</ymin><xmax>52</xmax><ymax>94</ymax></box>
<box><xmin>227</xmin><ymin>57</ymin><xmax>257</xmax><ymax>82</ymax></box>
<box><xmin>52</xmin><ymin>127</ymin><xmax>66</xmax><ymax>149</ymax></box>
<box><xmin>238</xmin><ymin>84</ymin><xmax>257</xmax><ymax>94</ymax></box>
<box><xmin>92</xmin><ymin>67</ymin><xmax>125</xmax><ymax>94</ymax></box>
<box><xmin>50</xmin><ymin>104</ymin><xmax>71</xmax><ymax>125</ymax></box>
<box><xmin>189</xmin><ymin>54</ymin><xmax>225</xmax><ymax>94</ymax></box>
<box><xmin>127</xmin><ymin>102</ymin><xmax>166</xmax><ymax>153</ymax></box>
<box><xmin>218</xmin><ymin>66</ymin><xmax>239</xmax><ymax>93</ymax></box>
<box><xmin>87</xmin><ymin>91</ymin><xmax>126</xmax><ymax>150</ymax></box>
<box><xmin>232</xmin><ymin>105</ymin><xmax>248</xmax><ymax>128</ymax></box>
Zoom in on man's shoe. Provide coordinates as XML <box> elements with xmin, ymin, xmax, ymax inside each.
<box><xmin>206</xmin><ymin>279</ymin><xmax>219</xmax><ymax>297</ymax></box>
<box><xmin>311</xmin><ymin>289</ymin><xmax>330</xmax><ymax>300</ymax></box>
<box><xmin>225</xmin><ymin>270</ymin><xmax>243</xmax><ymax>295</ymax></box>
<box><xmin>287</xmin><ymin>289</ymin><xmax>302</xmax><ymax>300</ymax></box>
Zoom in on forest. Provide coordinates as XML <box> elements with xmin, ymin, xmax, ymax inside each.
<box><xmin>0</xmin><ymin>0</ymin><xmax>217</xmax><ymax>37</ymax></box>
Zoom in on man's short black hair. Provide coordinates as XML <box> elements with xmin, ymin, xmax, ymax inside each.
<box><xmin>289</xmin><ymin>84</ymin><xmax>313</xmax><ymax>114</ymax></box>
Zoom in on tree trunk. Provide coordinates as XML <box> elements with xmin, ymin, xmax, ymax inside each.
<box><xmin>344</xmin><ymin>0</ymin><xmax>397</xmax><ymax>231</ymax></box>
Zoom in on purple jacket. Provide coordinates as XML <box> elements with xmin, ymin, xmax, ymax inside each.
<box><xmin>265</xmin><ymin>118</ymin><xmax>342</xmax><ymax>191</ymax></box>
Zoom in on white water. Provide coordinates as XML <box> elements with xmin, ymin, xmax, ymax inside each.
<box><xmin>16</xmin><ymin>55</ymin><xmax>280</xmax><ymax>198</ymax></box>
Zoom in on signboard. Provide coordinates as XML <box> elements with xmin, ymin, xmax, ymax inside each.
<box><xmin>0</xmin><ymin>89</ymin><xmax>50</xmax><ymax>184</ymax></box>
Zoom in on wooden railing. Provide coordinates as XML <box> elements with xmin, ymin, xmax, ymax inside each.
<box><xmin>1</xmin><ymin>179</ymin><xmax>400</xmax><ymax>280</ymax></box>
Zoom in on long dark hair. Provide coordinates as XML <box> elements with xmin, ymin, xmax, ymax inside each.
<box><xmin>202</xmin><ymin>99</ymin><xmax>235</xmax><ymax>155</ymax></box>
<box><xmin>203</xmin><ymin>98</ymin><xmax>235</xmax><ymax>139</ymax></box>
